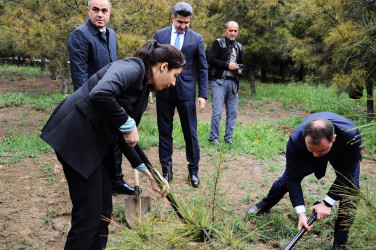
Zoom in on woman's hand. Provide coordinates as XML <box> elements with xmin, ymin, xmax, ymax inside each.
<box><xmin>123</xmin><ymin>126</ymin><xmax>139</xmax><ymax>147</ymax></box>
<box><xmin>143</xmin><ymin>169</ymin><xmax>168</xmax><ymax>198</ymax></box>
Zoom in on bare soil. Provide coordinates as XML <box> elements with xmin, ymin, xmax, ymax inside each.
<box><xmin>0</xmin><ymin>77</ymin><xmax>375</xmax><ymax>249</ymax></box>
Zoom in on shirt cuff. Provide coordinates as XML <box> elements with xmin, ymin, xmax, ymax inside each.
<box><xmin>324</xmin><ymin>195</ymin><xmax>336</xmax><ymax>206</ymax></box>
<box><xmin>136</xmin><ymin>163</ymin><xmax>147</xmax><ymax>173</ymax></box>
<box><xmin>294</xmin><ymin>205</ymin><xmax>306</xmax><ymax>214</ymax></box>
<box><xmin>119</xmin><ymin>117</ymin><xmax>136</xmax><ymax>133</ymax></box>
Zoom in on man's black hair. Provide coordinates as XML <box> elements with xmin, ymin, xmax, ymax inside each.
<box><xmin>173</xmin><ymin>2</ymin><xmax>193</xmax><ymax>17</ymax></box>
<box><xmin>304</xmin><ymin>118</ymin><xmax>334</xmax><ymax>144</ymax></box>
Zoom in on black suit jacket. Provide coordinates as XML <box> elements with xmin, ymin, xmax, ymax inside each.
<box><xmin>41</xmin><ymin>58</ymin><xmax>149</xmax><ymax>179</ymax></box>
<box><xmin>68</xmin><ymin>19</ymin><xmax>118</xmax><ymax>90</ymax></box>
<box><xmin>284</xmin><ymin>112</ymin><xmax>362</xmax><ymax>207</ymax></box>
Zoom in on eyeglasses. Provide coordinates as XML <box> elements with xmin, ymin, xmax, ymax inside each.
<box><xmin>91</xmin><ymin>7</ymin><xmax>109</xmax><ymax>14</ymax></box>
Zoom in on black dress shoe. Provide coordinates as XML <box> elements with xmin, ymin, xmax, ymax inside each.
<box><xmin>332</xmin><ymin>239</ymin><xmax>346</xmax><ymax>250</ymax></box>
<box><xmin>247</xmin><ymin>201</ymin><xmax>267</xmax><ymax>215</ymax></box>
<box><xmin>188</xmin><ymin>174</ymin><xmax>200</xmax><ymax>188</ymax></box>
<box><xmin>112</xmin><ymin>181</ymin><xmax>136</xmax><ymax>195</ymax></box>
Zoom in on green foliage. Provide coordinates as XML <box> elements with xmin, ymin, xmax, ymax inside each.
<box><xmin>255</xmin><ymin>81</ymin><xmax>364</xmax><ymax>115</ymax></box>
<box><xmin>142</xmin><ymin>81</ymin><xmax>375</xmax><ymax>159</ymax></box>
<box><xmin>1</xmin><ymin>0</ymin><xmax>375</xmax><ymax>115</ymax></box>
<box><xmin>110</xmin><ymin>147</ymin><xmax>260</xmax><ymax>249</ymax></box>
<box><xmin>0</xmin><ymin>130</ymin><xmax>52</xmax><ymax>163</ymax></box>
<box><xmin>0</xmin><ymin>91</ymin><xmax>67</xmax><ymax>110</ymax></box>
<box><xmin>138</xmin><ymin>112</ymin><xmax>159</xmax><ymax>149</ymax></box>
<box><xmin>354</xmin><ymin>118</ymin><xmax>376</xmax><ymax>157</ymax></box>
<box><xmin>234</xmin><ymin>122</ymin><xmax>288</xmax><ymax>159</ymax></box>
<box><xmin>0</xmin><ymin>65</ymin><xmax>50</xmax><ymax>80</ymax></box>
<box><xmin>41</xmin><ymin>163</ymin><xmax>56</xmax><ymax>186</ymax></box>
<box><xmin>349</xmin><ymin>180</ymin><xmax>376</xmax><ymax>248</ymax></box>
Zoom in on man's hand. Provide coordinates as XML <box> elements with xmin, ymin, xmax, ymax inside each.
<box><xmin>229</xmin><ymin>62</ymin><xmax>239</xmax><ymax>71</ymax></box>
<box><xmin>311</xmin><ymin>202</ymin><xmax>331</xmax><ymax>221</ymax></box>
<box><xmin>298</xmin><ymin>213</ymin><xmax>313</xmax><ymax>234</ymax></box>
<box><xmin>123</xmin><ymin>126</ymin><xmax>139</xmax><ymax>147</ymax></box>
<box><xmin>197</xmin><ymin>97</ymin><xmax>206</xmax><ymax>111</ymax></box>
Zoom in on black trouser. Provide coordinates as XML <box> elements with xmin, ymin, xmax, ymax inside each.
<box><xmin>156</xmin><ymin>87</ymin><xmax>200</xmax><ymax>176</ymax></box>
<box><xmin>111</xmin><ymin>135</ymin><xmax>125</xmax><ymax>186</ymax></box>
<box><xmin>57</xmin><ymin>152</ymin><xmax>112</xmax><ymax>250</ymax></box>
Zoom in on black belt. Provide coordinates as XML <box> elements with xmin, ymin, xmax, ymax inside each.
<box><xmin>225</xmin><ymin>76</ymin><xmax>235</xmax><ymax>80</ymax></box>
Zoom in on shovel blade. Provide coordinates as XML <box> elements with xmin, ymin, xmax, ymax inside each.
<box><xmin>124</xmin><ymin>196</ymin><xmax>151</xmax><ymax>227</ymax></box>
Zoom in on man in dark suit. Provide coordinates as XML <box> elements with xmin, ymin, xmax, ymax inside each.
<box><xmin>67</xmin><ymin>0</ymin><xmax>135</xmax><ymax>195</ymax></box>
<box><xmin>247</xmin><ymin>112</ymin><xmax>362</xmax><ymax>250</ymax></box>
<box><xmin>153</xmin><ymin>2</ymin><xmax>208</xmax><ymax>188</ymax></box>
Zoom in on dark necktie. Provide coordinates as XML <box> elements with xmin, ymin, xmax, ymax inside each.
<box><xmin>101</xmin><ymin>31</ymin><xmax>107</xmax><ymax>42</ymax></box>
<box><xmin>314</xmin><ymin>165</ymin><xmax>327</xmax><ymax>180</ymax></box>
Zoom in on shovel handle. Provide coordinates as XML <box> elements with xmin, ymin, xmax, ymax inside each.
<box><xmin>134</xmin><ymin>168</ymin><xmax>140</xmax><ymax>187</ymax></box>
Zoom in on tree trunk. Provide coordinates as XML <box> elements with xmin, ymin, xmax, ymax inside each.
<box><xmin>298</xmin><ymin>64</ymin><xmax>304</xmax><ymax>81</ymax></box>
<box><xmin>40</xmin><ymin>58</ymin><xmax>46</xmax><ymax>72</ymax></box>
<box><xmin>280</xmin><ymin>61</ymin><xmax>285</xmax><ymax>82</ymax></box>
<box><xmin>366</xmin><ymin>79</ymin><xmax>374</xmax><ymax>119</ymax></box>
<box><xmin>261</xmin><ymin>67</ymin><xmax>267</xmax><ymax>83</ymax></box>
<box><xmin>61</xmin><ymin>71</ymin><xmax>69</xmax><ymax>95</ymax></box>
<box><xmin>50</xmin><ymin>66</ymin><xmax>56</xmax><ymax>80</ymax></box>
<box><xmin>248</xmin><ymin>64</ymin><xmax>256</xmax><ymax>95</ymax></box>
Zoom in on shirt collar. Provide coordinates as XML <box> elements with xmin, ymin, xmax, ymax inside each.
<box><xmin>172</xmin><ymin>25</ymin><xmax>185</xmax><ymax>35</ymax></box>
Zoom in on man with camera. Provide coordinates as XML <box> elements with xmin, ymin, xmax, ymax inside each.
<box><xmin>208</xmin><ymin>21</ymin><xmax>243</xmax><ymax>146</ymax></box>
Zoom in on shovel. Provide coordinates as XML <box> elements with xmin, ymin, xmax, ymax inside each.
<box><xmin>133</xmin><ymin>144</ymin><xmax>182</xmax><ymax>219</ymax></box>
<box><xmin>124</xmin><ymin>168</ymin><xmax>151</xmax><ymax>228</ymax></box>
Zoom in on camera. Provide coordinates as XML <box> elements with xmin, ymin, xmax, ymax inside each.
<box><xmin>236</xmin><ymin>64</ymin><xmax>244</xmax><ymax>75</ymax></box>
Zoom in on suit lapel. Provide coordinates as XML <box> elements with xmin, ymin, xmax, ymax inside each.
<box><xmin>164</xmin><ymin>27</ymin><xmax>172</xmax><ymax>44</ymax></box>
<box><xmin>181</xmin><ymin>29</ymin><xmax>191</xmax><ymax>51</ymax></box>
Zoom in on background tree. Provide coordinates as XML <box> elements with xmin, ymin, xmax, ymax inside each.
<box><xmin>322</xmin><ymin>0</ymin><xmax>376</xmax><ymax>116</ymax></box>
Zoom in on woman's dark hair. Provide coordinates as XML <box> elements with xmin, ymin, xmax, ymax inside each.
<box><xmin>133</xmin><ymin>40</ymin><xmax>186</xmax><ymax>71</ymax></box>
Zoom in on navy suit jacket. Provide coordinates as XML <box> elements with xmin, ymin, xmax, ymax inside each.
<box><xmin>284</xmin><ymin>112</ymin><xmax>362</xmax><ymax>207</ymax></box>
<box><xmin>41</xmin><ymin>58</ymin><xmax>149</xmax><ymax>179</ymax></box>
<box><xmin>68</xmin><ymin>19</ymin><xmax>118</xmax><ymax>90</ymax></box>
<box><xmin>153</xmin><ymin>26</ymin><xmax>208</xmax><ymax>101</ymax></box>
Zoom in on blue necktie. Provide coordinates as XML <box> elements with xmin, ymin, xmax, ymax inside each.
<box><xmin>174</xmin><ymin>32</ymin><xmax>181</xmax><ymax>50</ymax></box>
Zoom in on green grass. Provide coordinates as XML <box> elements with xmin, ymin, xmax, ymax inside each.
<box><xmin>0</xmin><ymin>65</ymin><xmax>50</xmax><ymax>80</ymax></box>
<box><xmin>41</xmin><ymin>163</ymin><xmax>56</xmax><ymax>186</ymax></box>
<box><xmin>0</xmin><ymin>130</ymin><xmax>52</xmax><ymax>163</ymax></box>
<box><xmin>250</xmin><ymin>81</ymin><xmax>365</xmax><ymax>116</ymax></box>
<box><xmin>0</xmin><ymin>91</ymin><xmax>68</xmax><ymax>110</ymax></box>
